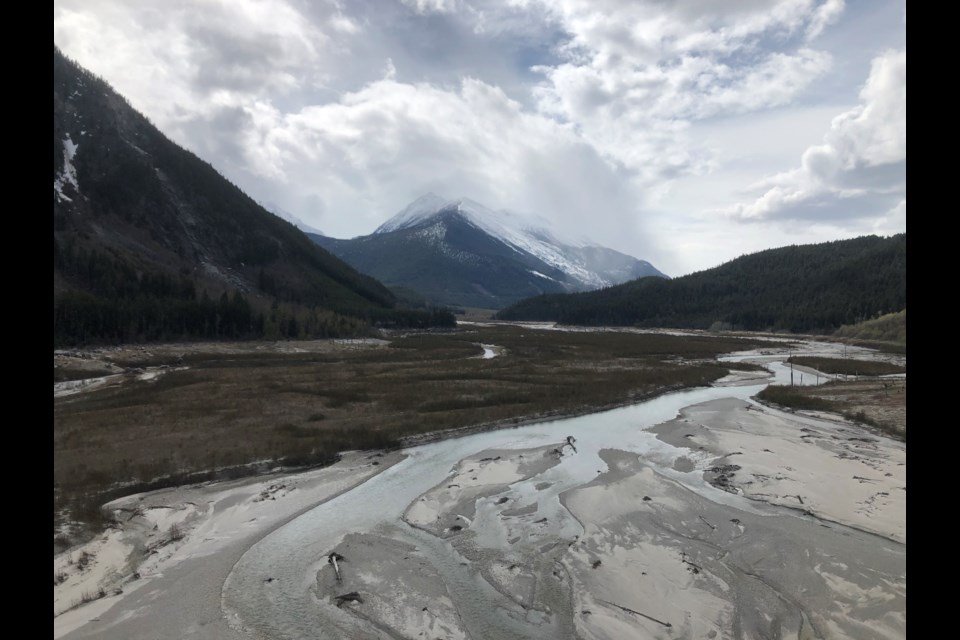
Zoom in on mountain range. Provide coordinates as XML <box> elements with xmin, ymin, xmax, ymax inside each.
<box><xmin>53</xmin><ymin>45</ymin><xmax>902</xmax><ymax>343</ymax></box>
<box><xmin>53</xmin><ymin>47</ymin><xmax>451</xmax><ymax>345</ymax></box>
<box><xmin>310</xmin><ymin>194</ymin><xmax>665</xmax><ymax>309</ymax></box>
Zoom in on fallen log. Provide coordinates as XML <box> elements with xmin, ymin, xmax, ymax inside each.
<box><xmin>681</xmin><ymin>551</ymin><xmax>703</xmax><ymax>574</ymax></box>
<box><xmin>597</xmin><ymin>599</ymin><xmax>672</xmax><ymax>628</ymax></box>
<box><xmin>328</xmin><ymin>552</ymin><xmax>345</xmax><ymax>583</ymax></box>
<box><xmin>334</xmin><ymin>591</ymin><xmax>362</xmax><ymax>607</ymax></box>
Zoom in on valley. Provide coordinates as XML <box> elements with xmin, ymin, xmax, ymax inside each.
<box><xmin>53</xmin><ymin>325</ymin><xmax>905</xmax><ymax>640</ymax></box>
<box><xmin>54</xmin><ymin>325</ymin><xmax>760</xmax><ymax>550</ymax></box>
<box><xmin>52</xmin><ymin>9</ymin><xmax>908</xmax><ymax>638</ymax></box>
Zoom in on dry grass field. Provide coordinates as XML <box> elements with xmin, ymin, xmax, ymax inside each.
<box><xmin>54</xmin><ymin>325</ymin><xmax>761</xmax><ymax>549</ymax></box>
<box><xmin>756</xmin><ymin>378</ymin><xmax>906</xmax><ymax>440</ymax></box>
<box><xmin>787</xmin><ymin>355</ymin><xmax>905</xmax><ymax>376</ymax></box>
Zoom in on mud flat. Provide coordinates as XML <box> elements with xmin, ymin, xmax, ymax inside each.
<box><xmin>404</xmin><ymin>444</ymin><xmax>576</xmax><ymax>629</ymax></box>
<box><xmin>321</xmin><ymin>401</ymin><xmax>904</xmax><ymax>639</ymax></box>
<box><xmin>54</xmin><ymin>450</ymin><xmax>404</xmax><ymax>639</ymax></box>
<box><xmin>311</xmin><ymin>444</ymin><xmax>571</xmax><ymax>638</ymax></box>
<box><xmin>560</xmin><ymin>449</ymin><xmax>904</xmax><ymax>639</ymax></box>
<box><xmin>403</xmin><ymin>444</ymin><xmax>564</xmax><ymax>536</ymax></box>
<box><xmin>318</xmin><ymin>532</ymin><xmax>469</xmax><ymax>640</ymax></box>
<box><xmin>650</xmin><ymin>397</ymin><xmax>906</xmax><ymax>543</ymax></box>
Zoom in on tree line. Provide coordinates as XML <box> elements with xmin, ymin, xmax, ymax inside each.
<box><xmin>497</xmin><ymin>235</ymin><xmax>906</xmax><ymax>333</ymax></box>
<box><xmin>54</xmin><ymin>239</ymin><xmax>454</xmax><ymax>346</ymax></box>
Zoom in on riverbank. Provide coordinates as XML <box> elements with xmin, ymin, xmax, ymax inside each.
<box><xmin>650</xmin><ymin>397</ymin><xmax>906</xmax><ymax>543</ymax></box>
<box><xmin>276</xmin><ymin>345</ymin><xmax>905</xmax><ymax>639</ymax></box>
<box><xmin>54</xmin><ymin>450</ymin><xmax>405</xmax><ymax>638</ymax></box>
<box><xmin>55</xmin><ymin>333</ymin><xmax>905</xmax><ymax>639</ymax></box>
<box><xmin>323</xmin><ymin>396</ymin><xmax>905</xmax><ymax>639</ymax></box>
<box><xmin>558</xmin><ymin>447</ymin><xmax>904</xmax><ymax>639</ymax></box>
<box><xmin>55</xmin><ymin>325</ymin><xmax>761</xmax><ymax>552</ymax></box>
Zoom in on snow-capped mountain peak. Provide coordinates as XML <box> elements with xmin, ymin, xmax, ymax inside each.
<box><xmin>374</xmin><ymin>192</ymin><xmax>450</xmax><ymax>234</ymax></box>
<box><xmin>373</xmin><ymin>194</ymin><xmax>666</xmax><ymax>290</ymax></box>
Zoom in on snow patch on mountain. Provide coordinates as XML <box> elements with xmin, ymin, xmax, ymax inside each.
<box><xmin>530</xmin><ymin>270</ymin><xmax>557</xmax><ymax>282</ymax></box>
<box><xmin>54</xmin><ymin>135</ymin><xmax>80</xmax><ymax>203</ymax></box>
<box><xmin>262</xmin><ymin>201</ymin><xmax>325</xmax><ymax>236</ymax></box>
<box><xmin>412</xmin><ymin>219</ymin><xmax>482</xmax><ymax>266</ymax></box>
<box><xmin>375</xmin><ymin>192</ymin><xmax>450</xmax><ymax>234</ymax></box>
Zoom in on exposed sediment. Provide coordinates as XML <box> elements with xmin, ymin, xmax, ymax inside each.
<box><xmin>559</xmin><ymin>448</ymin><xmax>904</xmax><ymax>639</ymax></box>
<box><xmin>333</xmin><ymin>401</ymin><xmax>905</xmax><ymax>639</ymax></box>
<box><xmin>317</xmin><ymin>532</ymin><xmax>468</xmax><ymax>640</ymax></box>
<box><xmin>650</xmin><ymin>397</ymin><xmax>906</xmax><ymax>543</ymax></box>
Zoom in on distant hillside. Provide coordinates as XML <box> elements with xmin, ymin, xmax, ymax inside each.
<box><xmin>311</xmin><ymin>194</ymin><xmax>666</xmax><ymax>309</ymax></box>
<box><xmin>835</xmin><ymin>309</ymin><xmax>906</xmax><ymax>344</ymax></box>
<box><xmin>53</xmin><ymin>47</ymin><xmax>452</xmax><ymax>345</ymax></box>
<box><xmin>497</xmin><ymin>235</ymin><xmax>906</xmax><ymax>333</ymax></box>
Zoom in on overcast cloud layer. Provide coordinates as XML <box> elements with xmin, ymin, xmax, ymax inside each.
<box><xmin>54</xmin><ymin>0</ymin><xmax>905</xmax><ymax>276</ymax></box>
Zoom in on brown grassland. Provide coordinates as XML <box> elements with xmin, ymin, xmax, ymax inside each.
<box><xmin>757</xmin><ymin>379</ymin><xmax>906</xmax><ymax>441</ymax></box>
<box><xmin>54</xmin><ymin>325</ymin><xmax>761</xmax><ymax>549</ymax></box>
<box><xmin>787</xmin><ymin>355</ymin><xmax>905</xmax><ymax>376</ymax></box>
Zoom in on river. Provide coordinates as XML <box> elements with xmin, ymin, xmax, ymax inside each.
<box><xmin>220</xmin><ymin>338</ymin><xmax>904</xmax><ymax>639</ymax></box>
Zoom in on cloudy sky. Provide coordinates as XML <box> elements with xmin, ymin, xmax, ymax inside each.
<box><xmin>54</xmin><ymin>0</ymin><xmax>905</xmax><ymax>277</ymax></box>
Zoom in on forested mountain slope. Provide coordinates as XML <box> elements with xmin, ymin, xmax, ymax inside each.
<box><xmin>53</xmin><ymin>47</ymin><xmax>451</xmax><ymax>345</ymax></box>
<box><xmin>497</xmin><ymin>235</ymin><xmax>906</xmax><ymax>333</ymax></box>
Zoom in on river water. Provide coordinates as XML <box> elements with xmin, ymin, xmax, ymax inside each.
<box><xmin>221</xmin><ymin>340</ymin><xmax>889</xmax><ymax>639</ymax></box>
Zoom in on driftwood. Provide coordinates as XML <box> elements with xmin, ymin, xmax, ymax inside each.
<box><xmin>328</xmin><ymin>552</ymin><xmax>345</xmax><ymax>583</ymax></box>
<box><xmin>564</xmin><ymin>436</ymin><xmax>578</xmax><ymax>453</ymax></box>
<box><xmin>597</xmin><ymin>599</ymin><xmax>672</xmax><ymax>628</ymax></box>
<box><xmin>680</xmin><ymin>551</ymin><xmax>702</xmax><ymax>574</ymax></box>
<box><xmin>334</xmin><ymin>591</ymin><xmax>363</xmax><ymax>607</ymax></box>
<box><xmin>697</xmin><ymin>515</ymin><xmax>716</xmax><ymax>530</ymax></box>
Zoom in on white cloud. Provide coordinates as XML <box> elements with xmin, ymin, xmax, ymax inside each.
<box><xmin>53</xmin><ymin>0</ymin><xmax>331</xmax><ymax>136</ymax></box>
<box><xmin>527</xmin><ymin>0</ymin><xmax>838</xmax><ymax>182</ymax></box>
<box><xmin>806</xmin><ymin>0</ymin><xmax>845</xmax><ymax>40</ymax></box>
<box><xmin>722</xmin><ymin>48</ymin><xmax>905</xmax><ymax>223</ymax></box>
<box><xmin>240</xmin><ymin>75</ymin><xmax>646</xmax><ymax>251</ymax></box>
<box><xmin>872</xmin><ymin>198</ymin><xmax>906</xmax><ymax>235</ymax></box>
<box><xmin>383</xmin><ymin>58</ymin><xmax>397</xmax><ymax>81</ymax></box>
<box><xmin>400</xmin><ymin>0</ymin><xmax>460</xmax><ymax>14</ymax></box>
<box><xmin>54</xmin><ymin>0</ymin><xmax>903</xmax><ymax>275</ymax></box>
